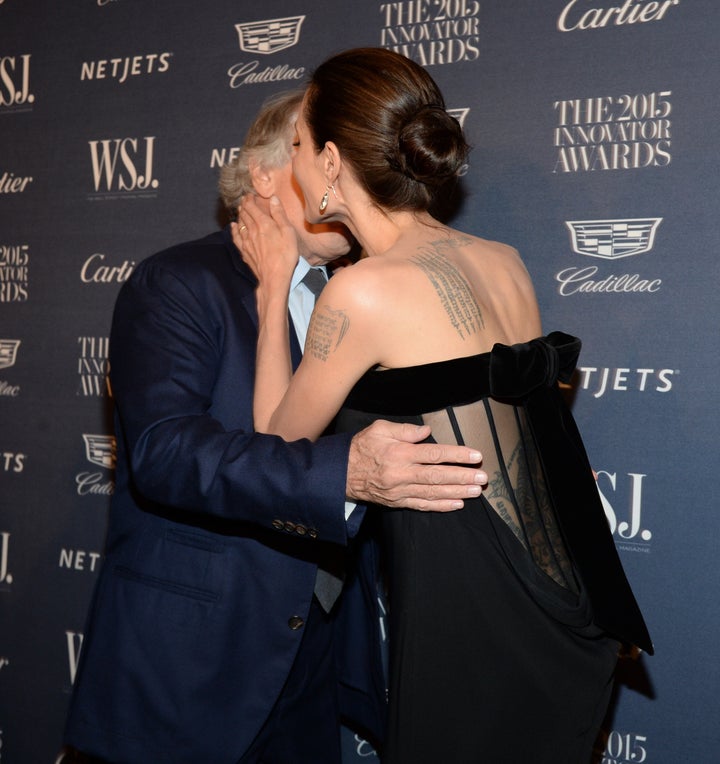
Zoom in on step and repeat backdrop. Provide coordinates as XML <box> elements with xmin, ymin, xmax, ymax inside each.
<box><xmin>1</xmin><ymin>1</ymin><xmax>718</xmax><ymax>762</ymax></box>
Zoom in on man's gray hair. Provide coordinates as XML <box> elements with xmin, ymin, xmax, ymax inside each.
<box><xmin>218</xmin><ymin>89</ymin><xmax>304</xmax><ymax>215</ymax></box>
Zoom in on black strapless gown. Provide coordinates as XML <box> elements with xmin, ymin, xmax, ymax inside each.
<box><xmin>336</xmin><ymin>332</ymin><xmax>651</xmax><ymax>764</ymax></box>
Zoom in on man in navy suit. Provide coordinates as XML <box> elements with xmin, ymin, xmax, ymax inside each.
<box><xmin>63</xmin><ymin>91</ymin><xmax>487</xmax><ymax>764</ymax></box>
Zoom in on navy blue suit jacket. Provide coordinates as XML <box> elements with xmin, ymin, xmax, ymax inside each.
<box><xmin>64</xmin><ymin>228</ymin><xmax>385</xmax><ymax>762</ymax></box>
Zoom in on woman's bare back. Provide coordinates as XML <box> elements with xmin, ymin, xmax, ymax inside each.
<box><xmin>346</xmin><ymin>226</ymin><xmax>542</xmax><ymax>370</ymax></box>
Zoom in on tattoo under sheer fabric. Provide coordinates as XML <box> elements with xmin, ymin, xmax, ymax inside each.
<box><xmin>423</xmin><ymin>398</ymin><xmax>578</xmax><ymax>592</ymax></box>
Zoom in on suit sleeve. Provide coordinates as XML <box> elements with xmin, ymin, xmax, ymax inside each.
<box><xmin>109</xmin><ymin>255</ymin><xmax>358</xmax><ymax>546</ymax></box>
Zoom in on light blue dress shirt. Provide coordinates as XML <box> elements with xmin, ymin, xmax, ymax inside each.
<box><xmin>288</xmin><ymin>257</ymin><xmax>325</xmax><ymax>352</ymax></box>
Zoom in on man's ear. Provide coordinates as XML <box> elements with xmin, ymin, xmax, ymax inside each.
<box><xmin>249</xmin><ymin>159</ymin><xmax>275</xmax><ymax>199</ymax></box>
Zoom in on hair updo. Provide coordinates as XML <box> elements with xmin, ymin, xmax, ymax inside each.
<box><xmin>304</xmin><ymin>48</ymin><xmax>469</xmax><ymax>212</ymax></box>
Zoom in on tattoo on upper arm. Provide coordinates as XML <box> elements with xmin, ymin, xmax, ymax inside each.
<box><xmin>306</xmin><ymin>306</ymin><xmax>350</xmax><ymax>362</ymax></box>
<box><xmin>411</xmin><ymin>243</ymin><xmax>484</xmax><ymax>339</ymax></box>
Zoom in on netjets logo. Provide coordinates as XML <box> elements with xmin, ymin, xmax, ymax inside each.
<box><xmin>566</xmin><ymin>218</ymin><xmax>662</xmax><ymax>259</ymax></box>
<box><xmin>235</xmin><ymin>15</ymin><xmax>305</xmax><ymax>54</ymax></box>
<box><xmin>88</xmin><ymin>136</ymin><xmax>158</xmax><ymax>197</ymax></box>
<box><xmin>0</xmin><ymin>339</ymin><xmax>20</xmax><ymax>369</ymax></box>
<box><xmin>82</xmin><ymin>433</ymin><xmax>116</xmax><ymax>470</ymax></box>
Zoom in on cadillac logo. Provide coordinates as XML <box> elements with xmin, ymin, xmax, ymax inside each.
<box><xmin>0</xmin><ymin>339</ymin><xmax>20</xmax><ymax>369</ymax></box>
<box><xmin>235</xmin><ymin>16</ymin><xmax>305</xmax><ymax>54</ymax></box>
<box><xmin>82</xmin><ymin>434</ymin><xmax>117</xmax><ymax>470</ymax></box>
<box><xmin>566</xmin><ymin>218</ymin><xmax>662</xmax><ymax>259</ymax></box>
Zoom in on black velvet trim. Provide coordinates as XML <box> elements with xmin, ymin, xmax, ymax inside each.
<box><xmin>343</xmin><ymin>353</ymin><xmax>491</xmax><ymax>415</ymax></box>
<box><xmin>343</xmin><ymin>332</ymin><xmax>581</xmax><ymax>416</ymax></box>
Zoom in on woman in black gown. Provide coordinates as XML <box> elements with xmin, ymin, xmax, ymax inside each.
<box><xmin>235</xmin><ymin>48</ymin><xmax>652</xmax><ymax>763</ymax></box>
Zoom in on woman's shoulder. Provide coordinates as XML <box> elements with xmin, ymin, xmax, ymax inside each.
<box><xmin>464</xmin><ymin>232</ymin><xmax>521</xmax><ymax>260</ymax></box>
<box><xmin>467</xmin><ymin>234</ymin><xmax>533</xmax><ymax>280</ymax></box>
<box><xmin>327</xmin><ymin>254</ymin><xmax>405</xmax><ymax>290</ymax></box>
<box><xmin>319</xmin><ymin>257</ymin><xmax>388</xmax><ymax>308</ymax></box>
<box><xmin>319</xmin><ymin>256</ymin><xmax>420</xmax><ymax>337</ymax></box>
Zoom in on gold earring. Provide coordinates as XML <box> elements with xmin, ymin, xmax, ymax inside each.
<box><xmin>319</xmin><ymin>189</ymin><xmax>329</xmax><ymax>213</ymax></box>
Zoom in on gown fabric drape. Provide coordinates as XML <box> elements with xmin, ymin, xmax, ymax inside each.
<box><xmin>335</xmin><ymin>332</ymin><xmax>651</xmax><ymax>764</ymax></box>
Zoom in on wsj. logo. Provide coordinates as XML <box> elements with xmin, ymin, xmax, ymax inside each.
<box><xmin>597</xmin><ymin>472</ymin><xmax>652</xmax><ymax>551</ymax></box>
<box><xmin>2</xmin><ymin>452</ymin><xmax>25</xmax><ymax>472</ymax></box>
<box><xmin>0</xmin><ymin>531</ymin><xmax>12</xmax><ymax>586</ymax></box>
<box><xmin>77</xmin><ymin>434</ymin><xmax>116</xmax><ymax>497</ymax></box>
<box><xmin>66</xmin><ymin>630</ymin><xmax>84</xmax><ymax>685</ymax></box>
<box><xmin>235</xmin><ymin>15</ymin><xmax>305</xmax><ymax>54</ymax></box>
<box><xmin>566</xmin><ymin>218</ymin><xmax>661</xmax><ymax>259</ymax></box>
<box><xmin>88</xmin><ymin>136</ymin><xmax>158</xmax><ymax>195</ymax></box>
<box><xmin>0</xmin><ymin>54</ymin><xmax>34</xmax><ymax>109</ymax></box>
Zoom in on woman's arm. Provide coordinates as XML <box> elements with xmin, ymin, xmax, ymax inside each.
<box><xmin>235</xmin><ymin>195</ymin><xmax>298</xmax><ymax>431</ymax></box>
<box><xmin>262</xmin><ymin>268</ymin><xmax>382</xmax><ymax>440</ymax></box>
<box><xmin>236</xmin><ymin>195</ymin><xmax>383</xmax><ymax>442</ymax></box>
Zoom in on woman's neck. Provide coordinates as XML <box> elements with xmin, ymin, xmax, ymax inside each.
<box><xmin>345</xmin><ymin>205</ymin><xmax>438</xmax><ymax>258</ymax></box>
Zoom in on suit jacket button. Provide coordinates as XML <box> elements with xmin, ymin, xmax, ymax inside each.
<box><xmin>284</xmin><ymin>521</ymin><xmax>296</xmax><ymax>533</ymax></box>
<box><xmin>308</xmin><ymin>528</ymin><xmax>318</xmax><ymax>539</ymax></box>
<box><xmin>295</xmin><ymin>524</ymin><xmax>307</xmax><ymax>536</ymax></box>
<box><xmin>272</xmin><ymin>519</ymin><xmax>283</xmax><ymax>531</ymax></box>
<box><xmin>288</xmin><ymin>616</ymin><xmax>305</xmax><ymax>630</ymax></box>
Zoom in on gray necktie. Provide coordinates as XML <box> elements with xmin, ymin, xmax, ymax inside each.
<box><xmin>301</xmin><ymin>267</ymin><xmax>344</xmax><ymax>612</ymax></box>
<box><xmin>301</xmin><ymin>266</ymin><xmax>327</xmax><ymax>299</ymax></box>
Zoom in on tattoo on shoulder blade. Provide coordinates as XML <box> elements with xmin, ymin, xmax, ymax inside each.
<box><xmin>411</xmin><ymin>244</ymin><xmax>484</xmax><ymax>339</ymax></box>
<box><xmin>306</xmin><ymin>306</ymin><xmax>350</xmax><ymax>362</ymax></box>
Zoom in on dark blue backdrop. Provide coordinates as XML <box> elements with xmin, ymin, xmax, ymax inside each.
<box><xmin>1</xmin><ymin>1</ymin><xmax>718</xmax><ymax>762</ymax></box>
